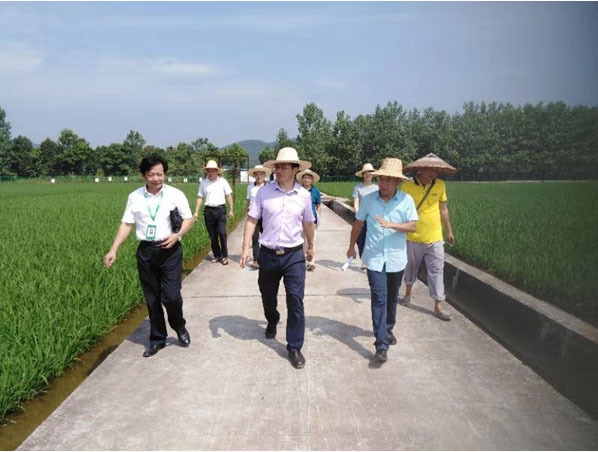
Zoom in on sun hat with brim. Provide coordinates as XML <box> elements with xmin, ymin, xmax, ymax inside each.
<box><xmin>263</xmin><ymin>147</ymin><xmax>311</xmax><ymax>171</ymax></box>
<box><xmin>247</xmin><ymin>164</ymin><xmax>272</xmax><ymax>178</ymax></box>
<box><xmin>370</xmin><ymin>158</ymin><xmax>411</xmax><ymax>181</ymax></box>
<box><xmin>296</xmin><ymin>169</ymin><xmax>320</xmax><ymax>184</ymax></box>
<box><xmin>355</xmin><ymin>163</ymin><xmax>376</xmax><ymax>177</ymax></box>
<box><xmin>403</xmin><ymin>153</ymin><xmax>457</xmax><ymax>175</ymax></box>
<box><xmin>203</xmin><ymin>159</ymin><xmax>225</xmax><ymax>173</ymax></box>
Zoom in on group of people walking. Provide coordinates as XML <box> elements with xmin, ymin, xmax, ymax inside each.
<box><xmin>103</xmin><ymin>147</ymin><xmax>456</xmax><ymax>367</ymax></box>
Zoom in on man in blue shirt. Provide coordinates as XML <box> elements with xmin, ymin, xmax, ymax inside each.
<box><xmin>347</xmin><ymin>158</ymin><xmax>418</xmax><ymax>362</ymax></box>
<box><xmin>297</xmin><ymin>169</ymin><xmax>322</xmax><ymax>271</ymax></box>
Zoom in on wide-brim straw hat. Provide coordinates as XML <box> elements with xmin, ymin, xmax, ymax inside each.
<box><xmin>355</xmin><ymin>163</ymin><xmax>375</xmax><ymax>177</ymax></box>
<box><xmin>403</xmin><ymin>153</ymin><xmax>457</xmax><ymax>175</ymax></box>
<box><xmin>296</xmin><ymin>169</ymin><xmax>320</xmax><ymax>184</ymax></box>
<box><xmin>203</xmin><ymin>159</ymin><xmax>225</xmax><ymax>173</ymax></box>
<box><xmin>248</xmin><ymin>164</ymin><xmax>272</xmax><ymax>178</ymax></box>
<box><xmin>263</xmin><ymin>147</ymin><xmax>311</xmax><ymax>171</ymax></box>
<box><xmin>370</xmin><ymin>158</ymin><xmax>410</xmax><ymax>181</ymax></box>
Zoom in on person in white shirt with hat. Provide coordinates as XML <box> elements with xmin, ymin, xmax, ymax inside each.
<box><xmin>246</xmin><ymin>164</ymin><xmax>271</xmax><ymax>269</ymax></box>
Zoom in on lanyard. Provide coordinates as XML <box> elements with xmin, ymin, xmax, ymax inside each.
<box><xmin>144</xmin><ymin>191</ymin><xmax>163</xmax><ymax>222</ymax></box>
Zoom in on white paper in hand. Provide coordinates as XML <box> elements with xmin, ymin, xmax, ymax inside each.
<box><xmin>341</xmin><ymin>256</ymin><xmax>354</xmax><ymax>272</ymax></box>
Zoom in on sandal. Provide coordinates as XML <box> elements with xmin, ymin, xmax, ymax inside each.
<box><xmin>211</xmin><ymin>257</ymin><xmax>220</xmax><ymax>263</ymax></box>
<box><xmin>434</xmin><ymin>310</ymin><xmax>452</xmax><ymax>321</ymax></box>
<box><xmin>220</xmin><ymin>258</ymin><xmax>229</xmax><ymax>265</ymax></box>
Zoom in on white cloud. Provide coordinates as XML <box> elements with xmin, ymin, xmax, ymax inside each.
<box><xmin>0</xmin><ymin>42</ymin><xmax>43</xmax><ymax>74</ymax></box>
<box><xmin>94</xmin><ymin>57</ymin><xmax>224</xmax><ymax>79</ymax></box>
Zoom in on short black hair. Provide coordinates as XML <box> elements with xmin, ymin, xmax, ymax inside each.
<box><xmin>292</xmin><ymin>163</ymin><xmax>300</xmax><ymax>169</ymax></box>
<box><xmin>140</xmin><ymin>155</ymin><xmax>168</xmax><ymax>174</ymax></box>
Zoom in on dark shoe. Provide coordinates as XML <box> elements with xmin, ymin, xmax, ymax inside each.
<box><xmin>177</xmin><ymin>327</ymin><xmax>191</xmax><ymax>346</ymax></box>
<box><xmin>288</xmin><ymin>350</ymin><xmax>306</xmax><ymax>369</ymax></box>
<box><xmin>265</xmin><ymin>322</ymin><xmax>277</xmax><ymax>339</ymax></box>
<box><xmin>388</xmin><ymin>331</ymin><xmax>397</xmax><ymax>346</ymax></box>
<box><xmin>143</xmin><ymin>343</ymin><xmax>165</xmax><ymax>358</ymax></box>
<box><xmin>375</xmin><ymin>349</ymin><xmax>388</xmax><ymax>362</ymax></box>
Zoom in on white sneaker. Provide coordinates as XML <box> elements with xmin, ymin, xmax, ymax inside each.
<box><xmin>399</xmin><ymin>296</ymin><xmax>411</xmax><ymax>306</ymax></box>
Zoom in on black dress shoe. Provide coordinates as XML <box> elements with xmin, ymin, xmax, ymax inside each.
<box><xmin>265</xmin><ymin>323</ymin><xmax>277</xmax><ymax>339</ymax></box>
<box><xmin>288</xmin><ymin>350</ymin><xmax>306</xmax><ymax>369</ymax></box>
<box><xmin>177</xmin><ymin>327</ymin><xmax>191</xmax><ymax>346</ymax></box>
<box><xmin>375</xmin><ymin>349</ymin><xmax>388</xmax><ymax>362</ymax></box>
<box><xmin>143</xmin><ymin>343</ymin><xmax>166</xmax><ymax>358</ymax></box>
<box><xmin>388</xmin><ymin>331</ymin><xmax>397</xmax><ymax>345</ymax></box>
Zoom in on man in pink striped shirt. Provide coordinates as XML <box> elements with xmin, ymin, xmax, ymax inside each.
<box><xmin>240</xmin><ymin>147</ymin><xmax>315</xmax><ymax>369</ymax></box>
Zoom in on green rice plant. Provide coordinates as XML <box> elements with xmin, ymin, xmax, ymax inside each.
<box><xmin>0</xmin><ymin>181</ymin><xmax>247</xmax><ymax>421</ymax></box>
<box><xmin>319</xmin><ymin>180</ymin><xmax>598</xmax><ymax>325</ymax></box>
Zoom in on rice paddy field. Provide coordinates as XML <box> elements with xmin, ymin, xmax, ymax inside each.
<box><xmin>319</xmin><ymin>180</ymin><xmax>598</xmax><ymax>327</ymax></box>
<box><xmin>0</xmin><ymin>181</ymin><xmax>247</xmax><ymax>421</ymax></box>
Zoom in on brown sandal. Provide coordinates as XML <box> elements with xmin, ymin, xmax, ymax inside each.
<box><xmin>220</xmin><ymin>258</ymin><xmax>229</xmax><ymax>265</ymax></box>
<box><xmin>211</xmin><ymin>257</ymin><xmax>220</xmax><ymax>263</ymax></box>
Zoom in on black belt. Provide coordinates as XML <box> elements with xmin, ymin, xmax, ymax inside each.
<box><xmin>139</xmin><ymin>240</ymin><xmax>165</xmax><ymax>248</ymax></box>
<box><xmin>205</xmin><ymin>204</ymin><xmax>225</xmax><ymax>209</ymax></box>
<box><xmin>261</xmin><ymin>244</ymin><xmax>303</xmax><ymax>256</ymax></box>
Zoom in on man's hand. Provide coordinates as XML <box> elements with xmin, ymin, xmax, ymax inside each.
<box><xmin>228</xmin><ymin>210</ymin><xmax>234</xmax><ymax>220</ymax></box>
<box><xmin>161</xmin><ymin>233</ymin><xmax>180</xmax><ymax>249</ymax></box>
<box><xmin>446</xmin><ymin>232</ymin><xmax>455</xmax><ymax>246</ymax></box>
<box><xmin>306</xmin><ymin>247</ymin><xmax>314</xmax><ymax>263</ymax></box>
<box><xmin>375</xmin><ymin>215</ymin><xmax>391</xmax><ymax>228</ymax></box>
<box><xmin>240</xmin><ymin>247</ymin><xmax>251</xmax><ymax>268</ymax></box>
<box><xmin>346</xmin><ymin>245</ymin><xmax>356</xmax><ymax>260</ymax></box>
<box><xmin>103</xmin><ymin>250</ymin><xmax>117</xmax><ymax>268</ymax></box>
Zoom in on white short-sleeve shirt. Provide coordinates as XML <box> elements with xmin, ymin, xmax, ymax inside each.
<box><xmin>197</xmin><ymin>177</ymin><xmax>232</xmax><ymax>207</ymax></box>
<box><xmin>122</xmin><ymin>184</ymin><xmax>193</xmax><ymax>241</ymax></box>
<box><xmin>246</xmin><ymin>181</ymin><xmax>268</xmax><ymax>208</ymax></box>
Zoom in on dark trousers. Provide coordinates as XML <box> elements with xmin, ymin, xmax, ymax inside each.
<box><xmin>258</xmin><ymin>247</ymin><xmax>306</xmax><ymax>351</ymax></box>
<box><xmin>251</xmin><ymin>219</ymin><xmax>263</xmax><ymax>263</ymax></box>
<box><xmin>136</xmin><ymin>242</ymin><xmax>186</xmax><ymax>346</ymax></box>
<box><xmin>357</xmin><ymin>222</ymin><xmax>367</xmax><ymax>258</ymax></box>
<box><xmin>204</xmin><ymin>205</ymin><xmax>228</xmax><ymax>259</ymax></box>
<box><xmin>366</xmin><ymin>265</ymin><xmax>404</xmax><ymax>351</ymax></box>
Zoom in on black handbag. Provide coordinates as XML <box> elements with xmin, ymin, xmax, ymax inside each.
<box><xmin>169</xmin><ymin>208</ymin><xmax>183</xmax><ymax>233</ymax></box>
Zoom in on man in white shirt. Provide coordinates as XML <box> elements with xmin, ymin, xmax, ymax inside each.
<box><xmin>104</xmin><ymin>155</ymin><xmax>194</xmax><ymax>357</ymax></box>
<box><xmin>193</xmin><ymin>160</ymin><xmax>234</xmax><ymax>265</ymax></box>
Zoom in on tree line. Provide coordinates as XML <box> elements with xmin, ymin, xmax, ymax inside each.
<box><xmin>1</xmin><ymin>100</ymin><xmax>597</xmax><ymax>180</ymax></box>
<box><xmin>261</xmin><ymin>101</ymin><xmax>598</xmax><ymax>180</ymax></box>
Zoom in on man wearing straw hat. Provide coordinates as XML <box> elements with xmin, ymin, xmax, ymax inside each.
<box><xmin>347</xmin><ymin>158</ymin><xmax>418</xmax><ymax>362</ymax></box>
<box><xmin>296</xmin><ymin>168</ymin><xmax>321</xmax><ymax>271</ymax></box>
<box><xmin>353</xmin><ymin>163</ymin><xmax>379</xmax><ymax>270</ymax></box>
<box><xmin>400</xmin><ymin>153</ymin><xmax>457</xmax><ymax>321</ymax></box>
<box><xmin>240</xmin><ymin>147</ymin><xmax>315</xmax><ymax>369</ymax></box>
<box><xmin>193</xmin><ymin>160</ymin><xmax>234</xmax><ymax>266</ymax></box>
<box><xmin>246</xmin><ymin>164</ymin><xmax>272</xmax><ymax>269</ymax></box>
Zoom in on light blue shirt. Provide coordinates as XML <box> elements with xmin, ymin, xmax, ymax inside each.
<box><xmin>352</xmin><ymin>182</ymin><xmax>379</xmax><ymax>201</ymax></box>
<box><xmin>355</xmin><ymin>190</ymin><xmax>418</xmax><ymax>272</ymax></box>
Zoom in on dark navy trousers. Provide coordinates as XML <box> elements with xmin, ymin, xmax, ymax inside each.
<box><xmin>258</xmin><ymin>247</ymin><xmax>306</xmax><ymax>351</ymax></box>
<box><xmin>136</xmin><ymin>241</ymin><xmax>186</xmax><ymax>346</ymax></box>
<box><xmin>366</xmin><ymin>265</ymin><xmax>404</xmax><ymax>351</ymax></box>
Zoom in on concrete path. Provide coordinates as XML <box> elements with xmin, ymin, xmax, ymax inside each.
<box><xmin>19</xmin><ymin>205</ymin><xmax>598</xmax><ymax>450</ymax></box>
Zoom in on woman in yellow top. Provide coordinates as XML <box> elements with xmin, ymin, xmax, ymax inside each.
<box><xmin>399</xmin><ymin>154</ymin><xmax>456</xmax><ymax>321</ymax></box>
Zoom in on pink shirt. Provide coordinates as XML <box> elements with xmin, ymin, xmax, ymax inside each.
<box><xmin>248</xmin><ymin>181</ymin><xmax>315</xmax><ymax>249</ymax></box>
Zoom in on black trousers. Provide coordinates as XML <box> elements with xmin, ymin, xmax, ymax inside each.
<box><xmin>251</xmin><ymin>218</ymin><xmax>263</xmax><ymax>263</ymax></box>
<box><xmin>136</xmin><ymin>241</ymin><xmax>186</xmax><ymax>346</ymax></box>
<box><xmin>204</xmin><ymin>205</ymin><xmax>228</xmax><ymax>259</ymax></box>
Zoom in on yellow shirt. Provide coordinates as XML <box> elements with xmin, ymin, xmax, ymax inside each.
<box><xmin>400</xmin><ymin>178</ymin><xmax>447</xmax><ymax>243</ymax></box>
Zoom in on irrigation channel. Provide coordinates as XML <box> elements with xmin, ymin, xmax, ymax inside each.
<box><xmin>0</xmin><ymin>227</ymin><xmax>226</xmax><ymax>450</ymax></box>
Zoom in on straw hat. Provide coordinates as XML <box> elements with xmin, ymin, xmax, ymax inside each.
<box><xmin>296</xmin><ymin>169</ymin><xmax>320</xmax><ymax>184</ymax></box>
<box><xmin>263</xmin><ymin>147</ymin><xmax>311</xmax><ymax>171</ymax></box>
<box><xmin>355</xmin><ymin>163</ymin><xmax>375</xmax><ymax>177</ymax></box>
<box><xmin>203</xmin><ymin>159</ymin><xmax>225</xmax><ymax>173</ymax></box>
<box><xmin>248</xmin><ymin>164</ymin><xmax>272</xmax><ymax>178</ymax></box>
<box><xmin>370</xmin><ymin>158</ymin><xmax>410</xmax><ymax>181</ymax></box>
<box><xmin>403</xmin><ymin>153</ymin><xmax>457</xmax><ymax>175</ymax></box>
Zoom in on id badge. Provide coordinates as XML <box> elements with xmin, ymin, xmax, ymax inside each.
<box><xmin>146</xmin><ymin>224</ymin><xmax>157</xmax><ymax>240</ymax></box>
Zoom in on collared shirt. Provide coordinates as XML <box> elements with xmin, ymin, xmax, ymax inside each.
<box><xmin>352</xmin><ymin>182</ymin><xmax>379</xmax><ymax>201</ymax></box>
<box><xmin>400</xmin><ymin>178</ymin><xmax>447</xmax><ymax>243</ymax></box>
<box><xmin>122</xmin><ymin>184</ymin><xmax>193</xmax><ymax>241</ymax></box>
<box><xmin>356</xmin><ymin>190</ymin><xmax>418</xmax><ymax>272</ymax></box>
<box><xmin>308</xmin><ymin>186</ymin><xmax>322</xmax><ymax>224</ymax></box>
<box><xmin>246</xmin><ymin>181</ymin><xmax>268</xmax><ymax>209</ymax></box>
<box><xmin>198</xmin><ymin>176</ymin><xmax>232</xmax><ymax>207</ymax></box>
<box><xmin>248</xmin><ymin>181</ymin><xmax>315</xmax><ymax>249</ymax></box>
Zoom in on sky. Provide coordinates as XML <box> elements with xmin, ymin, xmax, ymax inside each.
<box><xmin>0</xmin><ymin>1</ymin><xmax>597</xmax><ymax>148</ymax></box>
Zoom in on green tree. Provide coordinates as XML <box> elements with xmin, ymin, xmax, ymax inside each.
<box><xmin>5</xmin><ymin>136</ymin><xmax>37</xmax><ymax>177</ymax></box>
<box><xmin>0</xmin><ymin>107</ymin><xmax>12</xmax><ymax>176</ymax></box>
<box><xmin>259</xmin><ymin>146</ymin><xmax>276</xmax><ymax>164</ymax></box>
<box><xmin>56</xmin><ymin>129</ymin><xmax>93</xmax><ymax>175</ymax></box>
<box><xmin>123</xmin><ymin>130</ymin><xmax>146</xmax><ymax>172</ymax></box>
<box><xmin>296</xmin><ymin>102</ymin><xmax>333</xmax><ymax>173</ymax></box>
<box><xmin>39</xmin><ymin>138</ymin><xmax>61</xmax><ymax>176</ymax></box>
<box><xmin>328</xmin><ymin>111</ymin><xmax>362</xmax><ymax>176</ymax></box>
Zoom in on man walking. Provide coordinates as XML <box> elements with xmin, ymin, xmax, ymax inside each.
<box><xmin>104</xmin><ymin>155</ymin><xmax>193</xmax><ymax>357</ymax></box>
<box><xmin>193</xmin><ymin>160</ymin><xmax>234</xmax><ymax>265</ymax></box>
<box><xmin>347</xmin><ymin>158</ymin><xmax>418</xmax><ymax>362</ymax></box>
<box><xmin>296</xmin><ymin>168</ymin><xmax>321</xmax><ymax>271</ymax></box>
<box><xmin>240</xmin><ymin>147</ymin><xmax>315</xmax><ymax>369</ymax></box>
<box><xmin>400</xmin><ymin>153</ymin><xmax>457</xmax><ymax>321</ymax></box>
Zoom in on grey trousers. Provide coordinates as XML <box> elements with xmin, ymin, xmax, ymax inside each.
<box><xmin>403</xmin><ymin>240</ymin><xmax>445</xmax><ymax>301</ymax></box>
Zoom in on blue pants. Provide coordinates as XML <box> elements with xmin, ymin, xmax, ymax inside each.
<box><xmin>258</xmin><ymin>247</ymin><xmax>306</xmax><ymax>351</ymax></box>
<box><xmin>366</xmin><ymin>266</ymin><xmax>404</xmax><ymax>351</ymax></box>
<box><xmin>356</xmin><ymin>222</ymin><xmax>367</xmax><ymax>258</ymax></box>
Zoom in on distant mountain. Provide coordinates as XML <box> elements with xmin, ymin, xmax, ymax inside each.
<box><xmin>220</xmin><ymin>139</ymin><xmax>276</xmax><ymax>166</ymax></box>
